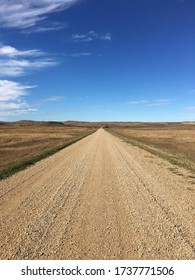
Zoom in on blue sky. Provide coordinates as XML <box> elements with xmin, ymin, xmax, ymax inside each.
<box><xmin>0</xmin><ymin>0</ymin><xmax>194</xmax><ymax>122</ymax></box>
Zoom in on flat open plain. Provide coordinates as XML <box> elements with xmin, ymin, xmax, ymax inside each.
<box><xmin>0</xmin><ymin>129</ymin><xmax>194</xmax><ymax>259</ymax></box>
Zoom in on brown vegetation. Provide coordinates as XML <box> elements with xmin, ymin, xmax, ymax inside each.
<box><xmin>106</xmin><ymin>122</ymin><xmax>195</xmax><ymax>172</ymax></box>
<box><xmin>1</xmin><ymin>121</ymin><xmax>195</xmax><ymax>179</ymax></box>
<box><xmin>0</xmin><ymin>121</ymin><xmax>96</xmax><ymax>179</ymax></box>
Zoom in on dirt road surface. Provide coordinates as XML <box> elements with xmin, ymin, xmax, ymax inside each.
<box><xmin>0</xmin><ymin>129</ymin><xmax>194</xmax><ymax>259</ymax></box>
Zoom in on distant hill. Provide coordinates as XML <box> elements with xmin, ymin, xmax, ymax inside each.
<box><xmin>0</xmin><ymin>120</ymin><xmax>194</xmax><ymax>128</ymax></box>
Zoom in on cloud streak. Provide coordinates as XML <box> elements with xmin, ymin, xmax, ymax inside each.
<box><xmin>127</xmin><ymin>100</ymin><xmax>147</xmax><ymax>105</ymax></box>
<box><xmin>0</xmin><ymin>0</ymin><xmax>79</xmax><ymax>29</ymax></box>
<box><xmin>0</xmin><ymin>80</ymin><xmax>36</xmax><ymax>117</ymax></box>
<box><xmin>0</xmin><ymin>44</ymin><xmax>58</xmax><ymax>77</ymax></box>
<box><xmin>22</xmin><ymin>22</ymin><xmax>66</xmax><ymax>33</ymax></box>
<box><xmin>128</xmin><ymin>99</ymin><xmax>171</xmax><ymax>106</ymax></box>
<box><xmin>145</xmin><ymin>99</ymin><xmax>171</xmax><ymax>107</ymax></box>
<box><xmin>0</xmin><ymin>45</ymin><xmax>45</xmax><ymax>57</ymax></box>
<box><xmin>71</xmin><ymin>30</ymin><xmax>112</xmax><ymax>43</ymax></box>
<box><xmin>0</xmin><ymin>80</ymin><xmax>35</xmax><ymax>102</ymax></box>
<box><xmin>46</xmin><ymin>96</ymin><xmax>65</xmax><ymax>101</ymax></box>
<box><xmin>64</xmin><ymin>52</ymin><xmax>92</xmax><ymax>57</ymax></box>
<box><xmin>0</xmin><ymin>59</ymin><xmax>58</xmax><ymax>77</ymax></box>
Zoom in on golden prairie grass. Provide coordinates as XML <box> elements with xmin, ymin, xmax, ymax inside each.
<box><xmin>107</xmin><ymin>122</ymin><xmax>195</xmax><ymax>172</ymax></box>
<box><xmin>1</xmin><ymin>121</ymin><xmax>195</xmax><ymax>179</ymax></box>
<box><xmin>0</xmin><ymin>121</ymin><xmax>96</xmax><ymax>179</ymax></box>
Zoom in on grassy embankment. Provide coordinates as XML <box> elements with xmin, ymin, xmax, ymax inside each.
<box><xmin>0</xmin><ymin>121</ymin><xmax>97</xmax><ymax>180</ymax></box>
<box><xmin>106</xmin><ymin>122</ymin><xmax>195</xmax><ymax>174</ymax></box>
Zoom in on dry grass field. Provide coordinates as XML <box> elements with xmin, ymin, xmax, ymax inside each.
<box><xmin>106</xmin><ymin>122</ymin><xmax>195</xmax><ymax>173</ymax></box>
<box><xmin>1</xmin><ymin>121</ymin><xmax>195</xmax><ymax>179</ymax></box>
<box><xmin>0</xmin><ymin>121</ymin><xmax>96</xmax><ymax>179</ymax></box>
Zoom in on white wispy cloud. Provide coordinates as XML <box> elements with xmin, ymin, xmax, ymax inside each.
<box><xmin>0</xmin><ymin>45</ymin><xmax>45</xmax><ymax>57</ymax></box>
<box><xmin>127</xmin><ymin>100</ymin><xmax>148</xmax><ymax>105</ymax></box>
<box><xmin>145</xmin><ymin>99</ymin><xmax>171</xmax><ymax>107</ymax></box>
<box><xmin>33</xmin><ymin>95</ymin><xmax>66</xmax><ymax>108</ymax></box>
<box><xmin>100</xmin><ymin>33</ymin><xmax>112</xmax><ymax>41</ymax></box>
<box><xmin>71</xmin><ymin>31</ymin><xmax>112</xmax><ymax>42</ymax></box>
<box><xmin>0</xmin><ymin>0</ymin><xmax>79</xmax><ymax>29</ymax></box>
<box><xmin>22</xmin><ymin>22</ymin><xmax>66</xmax><ymax>33</ymax></box>
<box><xmin>46</xmin><ymin>96</ymin><xmax>65</xmax><ymax>101</ymax></box>
<box><xmin>128</xmin><ymin>99</ymin><xmax>171</xmax><ymax>106</ymax></box>
<box><xmin>0</xmin><ymin>80</ymin><xmax>35</xmax><ymax>101</ymax></box>
<box><xmin>0</xmin><ymin>58</ymin><xmax>58</xmax><ymax>77</ymax></box>
<box><xmin>0</xmin><ymin>44</ymin><xmax>58</xmax><ymax>77</ymax></box>
<box><xmin>0</xmin><ymin>80</ymin><xmax>37</xmax><ymax>117</ymax></box>
<box><xmin>64</xmin><ymin>52</ymin><xmax>92</xmax><ymax>57</ymax></box>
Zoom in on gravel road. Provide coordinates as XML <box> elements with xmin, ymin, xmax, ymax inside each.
<box><xmin>0</xmin><ymin>129</ymin><xmax>194</xmax><ymax>259</ymax></box>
